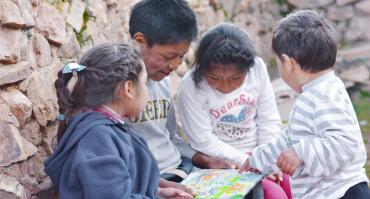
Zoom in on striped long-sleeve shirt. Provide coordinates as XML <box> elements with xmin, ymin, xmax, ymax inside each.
<box><xmin>249</xmin><ymin>71</ymin><xmax>369</xmax><ymax>199</ymax></box>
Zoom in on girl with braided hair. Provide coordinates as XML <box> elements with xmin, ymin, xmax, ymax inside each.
<box><xmin>44</xmin><ymin>43</ymin><xmax>193</xmax><ymax>199</ymax></box>
<box><xmin>177</xmin><ymin>23</ymin><xmax>291</xmax><ymax>199</ymax></box>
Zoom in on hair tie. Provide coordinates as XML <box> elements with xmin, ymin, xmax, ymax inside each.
<box><xmin>63</xmin><ymin>63</ymin><xmax>86</xmax><ymax>74</ymax></box>
<box><xmin>59</xmin><ymin>114</ymin><xmax>65</xmax><ymax>121</ymax></box>
<box><xmin>63</xmin><ymin>63</ymin><xmax>86</xmax><ymax>92</ymax></box>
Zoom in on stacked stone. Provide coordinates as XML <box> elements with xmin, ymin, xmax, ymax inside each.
<box><xmin>1</xmin><ymin>0</ymin><xmax>370</xmax><ymax>198</ymax></box>
<box><xmin>0</xmin><ymin>0</ymin><xmax>138</xmax><ymax>198</ymax></box>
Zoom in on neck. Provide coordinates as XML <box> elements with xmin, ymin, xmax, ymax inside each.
<box><xmin>296</xmin><ymin>69</ymin><xmax>332</xmax><ymax>93</ymax></box>
<box><xmin>105</xmin><ymin>102</ymin><xmax>125</xmax><ymax>118</ymax></box>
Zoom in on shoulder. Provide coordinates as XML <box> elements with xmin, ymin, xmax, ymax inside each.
<box><xmin>249</xmin><ymin>57</ymin><xmax>269</xmax><ymax>79</ymax></box>
<box><xmin>78</xmin><ymin>124</ymin><xmax>132</xmax><ymax>153</ymax></box>
<box><xmin>178</xmin><ymin>70</ymin><xmax>208</xmax><ymax>98</ymax></box>
<box><xmin>179</xmin><ymin>70</ymin><xmax>195</xmax><ymax>89</ymax></box>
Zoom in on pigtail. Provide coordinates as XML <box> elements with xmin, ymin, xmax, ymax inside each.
<box><xmin>54</xmin><ymin>66</ymin><xmax>87</xmax><ymax>142</ymax></box>
<box><xmin>54</xmin><ymin>70</ymin><xmax>74</xmax><ymax>142</ymax></box>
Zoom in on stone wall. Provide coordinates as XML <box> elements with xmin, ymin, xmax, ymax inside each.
<box><xmin>0</xmin><ymin>0</ymin><xmax>369</xmax><ymax>198</ymax></box>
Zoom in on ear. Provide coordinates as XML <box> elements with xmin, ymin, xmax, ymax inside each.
<box><xmin>133</xmin><ymin>32</ymin><xmax>147</xmax><ymax>46</ymax></box>
<box><xmin>281</xmin><ymin>54</ymin><xmax>297</xmax><ymax>73</ymax></box>
<box><xmin>117</xmin><ymin>81</ymin><xmax>135</xmax><ymax>100</ymax></box>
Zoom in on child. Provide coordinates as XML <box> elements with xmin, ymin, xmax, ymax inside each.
<box><xmin>127</xmin><ymin>0</ymin><xmax>234</xmax><ymax>187</ymax></box>
<box><xmin>240</xmin><ymin>10</ymin><xmax>370</xmax><ymax>199</ymax></box>
<box><xmin>44</xmin><ymin>43</ymin><xmax>193</xmax><ymax>199</ymax></box>
<box><xmin>177</xmin><ymin>23</ymin><xmax>291</xmax><ymax>199</ymax></box>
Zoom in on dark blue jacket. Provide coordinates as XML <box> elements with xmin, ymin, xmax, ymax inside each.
<box><xmin>44</xmin><ymin>111</ymin><xmax>160</xmax><ymax>199</ymax></box>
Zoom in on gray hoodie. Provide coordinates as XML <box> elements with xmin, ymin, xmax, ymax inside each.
<box><xmin>127</xmin><ymin>77</ymin><xmax>196</xmax><ymax>174</ymax></box>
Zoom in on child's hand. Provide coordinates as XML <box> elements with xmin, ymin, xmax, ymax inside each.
<box><xmin>159</xmin><ymin>179</ymin><xmax>194</xmax><ymax>196</ymax></box>
<box><xmin>239</xmin><ymin>158</ymin><xmax>252</xmax><ymax>173</ymax></box>
<box><xmin>157</xmin><ymin>187</ymin><xmax>194</xmax><ymax>199</ymax></box>
<box><xmin>277</xmin><ymin>148</ymin><xmax>301</xmax><ymax>176</ymax></box>
<box><xmin>266</xmin><ymin>172</ymin><xmax>283</xmax><ymax>183</ymax></box>
<box><xmin>192</xmin><ymin>152</ymin><xmax>239</xmax><ymax>169</ymax></box>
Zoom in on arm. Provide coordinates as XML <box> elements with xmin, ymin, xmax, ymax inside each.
<box><xmin>255</xmin><ymin>58</ymin><xmax>282</xmax><ymax>144</ymax></box>
<box><xmin>248</xmin><ymin>130</ymin><xmax>289</xmax><ymax>174</ymax></box>
<box><xmin>168</xmin><ymin>94</ymin><xmax>234</xmax><ymax>168</ymax></box>
<box><xmin>166</xmin><ymin>96</ymin><xmax>196</xmax><ymax>160</ymax></box>
<box><xmin>76</xmin><ymin>133</ymin><xmax>151</xmax><ymax>199</ymax></box>
<box><xmin>291</xmin><ymin>100</ymin><xmax>361</xmax><ymax>177</ymax></box>
<box><xmin>78</xmin><ymin>156</ymin><xmax>149</xmax><ymax>199</ymax></box>
<box><xmin>177</xmin><ymin>79</ymin><xmax>248</xmax><ymax>166</ymax></box>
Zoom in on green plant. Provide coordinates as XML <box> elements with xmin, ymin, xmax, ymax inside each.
<box><xmin>45</xmin><ymin>0</ymin><xmax>67</xmax><ymax>12</ymax></box>
<box><xmin>76</xmin><ymin>10</ymin><xmax>91</xmax><ymax>47</ymax></box>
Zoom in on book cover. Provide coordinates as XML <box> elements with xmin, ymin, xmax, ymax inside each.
<box><xmin>181</xmin><ymin>169</ymin><xmax>264</xmax><ymax>199</ymax></box>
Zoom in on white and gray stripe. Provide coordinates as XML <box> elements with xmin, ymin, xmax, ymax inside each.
<box><xmin>250</xmin><ymin>71</ymin><xmax>368</xmax><ymax>199</ymax></box>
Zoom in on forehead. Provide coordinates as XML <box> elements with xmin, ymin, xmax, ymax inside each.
<box><xmin>206</xmin><ymin>62</ymin><xmax>245</xmax><ymax>77</ymax></box>
<box><xmin>148</xmin><ymin>41</ymin><xmax>190</xmax><ymax>55</ymax></box>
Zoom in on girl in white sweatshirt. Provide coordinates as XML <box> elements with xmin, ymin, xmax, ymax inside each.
<box><xmin>177</xmin><ymin>23</ymin><xmax>291</xmax><ymax>199</ymax></box>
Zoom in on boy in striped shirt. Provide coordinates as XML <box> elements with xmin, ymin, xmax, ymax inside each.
<box><xmin>240</xmin><ymin>10</ymin><xmax>370</xmax><ymax>199</ymax></box>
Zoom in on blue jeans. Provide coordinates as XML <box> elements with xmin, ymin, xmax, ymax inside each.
<box><xmin>340</xmin><ymin>182</ymin><xmax>370</xmax><ymax>199</ymax></box>
<box><xmin>160</xmin><ymin>158</ymin><xmax>193</xmax><ymax>182</ymax></box>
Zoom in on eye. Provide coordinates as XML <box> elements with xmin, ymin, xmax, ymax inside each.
<box><xmin>210</xmin><ymin>76</ymin><xmax>220</xmax><ymax>80</ymax></box>
<box><xmin>231</xmin><ymin>76</ymin><xmax>241</xmax><ymax>80</ymax></box>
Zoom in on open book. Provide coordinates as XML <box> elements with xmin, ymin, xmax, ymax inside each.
<box><xmin>181</xmin><ymin>169</ymin><xmax>264</xmax><ymax>199</ymax></box>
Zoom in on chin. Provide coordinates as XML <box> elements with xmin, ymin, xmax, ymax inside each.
<box><xmin>150</xmin><ymin>74</ymin><xmax>168</xmax><ymax>81</ymax></box>
<box><xmin>216</xmin><ymin>89</ymin><xmax>233</xmax><ymax>94</ymax></box>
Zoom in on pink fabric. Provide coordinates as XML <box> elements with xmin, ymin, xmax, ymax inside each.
<box><xmin>261</xmin><ymin>173</ymin><xmax>292</xmax><ymax>199</ymax></box>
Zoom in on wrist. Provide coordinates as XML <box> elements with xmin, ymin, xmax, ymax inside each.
<box><xmin>192</xmin><ymin>152</ymin><xmax>208</xmax><ymax>168</ymax></box>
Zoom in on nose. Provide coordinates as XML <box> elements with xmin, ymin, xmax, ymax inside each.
<box><xmin>218</xmin><ymin>80</ymin><xmax>233</xmax><ymax>93</ymax></box>
<box><xmin>168</xmin><ymin>57</ymin><xmax>183</xmax><ymax>71</ymax></box>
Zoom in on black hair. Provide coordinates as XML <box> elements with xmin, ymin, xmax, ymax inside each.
<box><xmin>272</xmin><ymin>10</ymin><xmax>338</xmax><ymax>73</ymax></box>
<box><xmin>129</xmin><ymin>0</ymin><xmax>198</xmax><ymax>47</ymax></box>
<box><xmin>192</xmin><ymin>23</ymin><xmax>256</xmax><ymax>88</ymax></box>
<box><xmin>55</xmin><ymin>43</ymin><xmax>143</xmax><ymax>142</ymax></box>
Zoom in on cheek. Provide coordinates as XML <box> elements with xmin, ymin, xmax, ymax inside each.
<box><xmin>147</xmin><ymin>57</ymin><xmax>167</xmax><ymax>71</ymax></box>
<box><xmin>233</xmin><ymin>79</ymin><xmax>244</xmax><ymax>88</ymax></box>
<box><xmin>205</xmin><ymin>78</ymin><xmax>220</xmax><ymax>88</ymax></box>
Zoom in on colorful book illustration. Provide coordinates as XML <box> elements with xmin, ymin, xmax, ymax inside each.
<box><xmin>181</xmin><ymin>169</ymin><xmax>264</xmax><ymax>199</ymax></box>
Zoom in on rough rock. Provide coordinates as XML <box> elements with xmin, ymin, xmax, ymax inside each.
<box><xmin>36</xmin><ymin>4</ymin><xmax>66</xmax><ymax>46</ymax></box>
<box><xmin>22</xmin><ymin>62</ymin><xmax>60</xmax><ymax>126</ymax></box>
<box><xmin>287</xmin><ymin>0</ymin><xmax>334</xmax><ymax>8</ymax></box>
<box><xmin>338</xmin><ymin>43</ymin><xmax>370</xmax><ymax>61</ymax></box>
<box><xmin>0</xmin><ymin>88</ymin><xmax>32</xmax><ymax>127</ymax></box>
<box><xmin>86</xmin><ymin>0</ymin><xmax>108</xmax><ymax>25</ymax></box>
<box><xmin>41</xmin><ymin>122</ymin><xmax>58</xmax><ymax>155</ymax></box>
<box><xmin>0</xmin><ymin>98</ymin><xmax>20</xmax><ymax>127</ymax></box>
<box><xmin>10</xmin><ymin>0</ymin><xmax>35</xmax><ymax>27</ymax></box>
<box><xmin>0</xmin><ymin>0</ymin><xmax>26</xmax><ymax>29</ymax></box>
<box><xmin>60</xmin><ymin>33</ymin><xmax>81</xmax><ymax>59</ymax></box>
<box><xmin>0</xmin><ymin>27</ymin><xmax>22</xmax><ymax>64</ymax></box>
<box><xmin>338</xmin><ymin>65</ymin><xmax>370</xmax><ymax>84</ymax></box>
<box><xmin>0</xmin><ymin>62</ymin><xmax>31</xmax><ymax>86</ymax></box>
<box><xmin>0</xmin><ymin>121</ymin><xmax>38</xmax><ymax>167</ymax></box>
<box><xmin>67</xmin><ymin>0</ymin><xmax>86</xmax><ymax>33</ymax></box>
<box><xmin>336</xmin><ymin>0</ymin><xmax>359</xmax><ymax>6</ymax></box>
<box><xmin>327</xmin><ymin>5</ymin><xmax>354</xmax><ymax>21</ymax></box>
<box><xmin>355</xmin><ymin>0</ymin><xmax>370</xmax><ymax>15</ymax></box>
<box><xmin>32</xmin><ymin>33</ymin><xmax>52</xmax><ymax>67</ymax></box>
<box><xmin>345</xmin><ymin>17</ymin><xmax>370</xmax><ymax>41</ymax></box>
<box><xmin>19</xmin><ymin>175</ymin><xmax>38</xmax><ymax>198</ymax></box>
<box><xmin>0</xmin><ymin>175</ymin><xmax>27</xmax><ymax>199</ymax></box>
<box><xmin>21</xmin><ymin>121</ymin><xmax>41</xmax><ymax>146</ymax></box>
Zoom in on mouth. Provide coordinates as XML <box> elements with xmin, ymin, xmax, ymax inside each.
<box><xmin>160</xmin><ymin>71</ymin><xmax>171</xmax><ymax>76</ymax></box>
